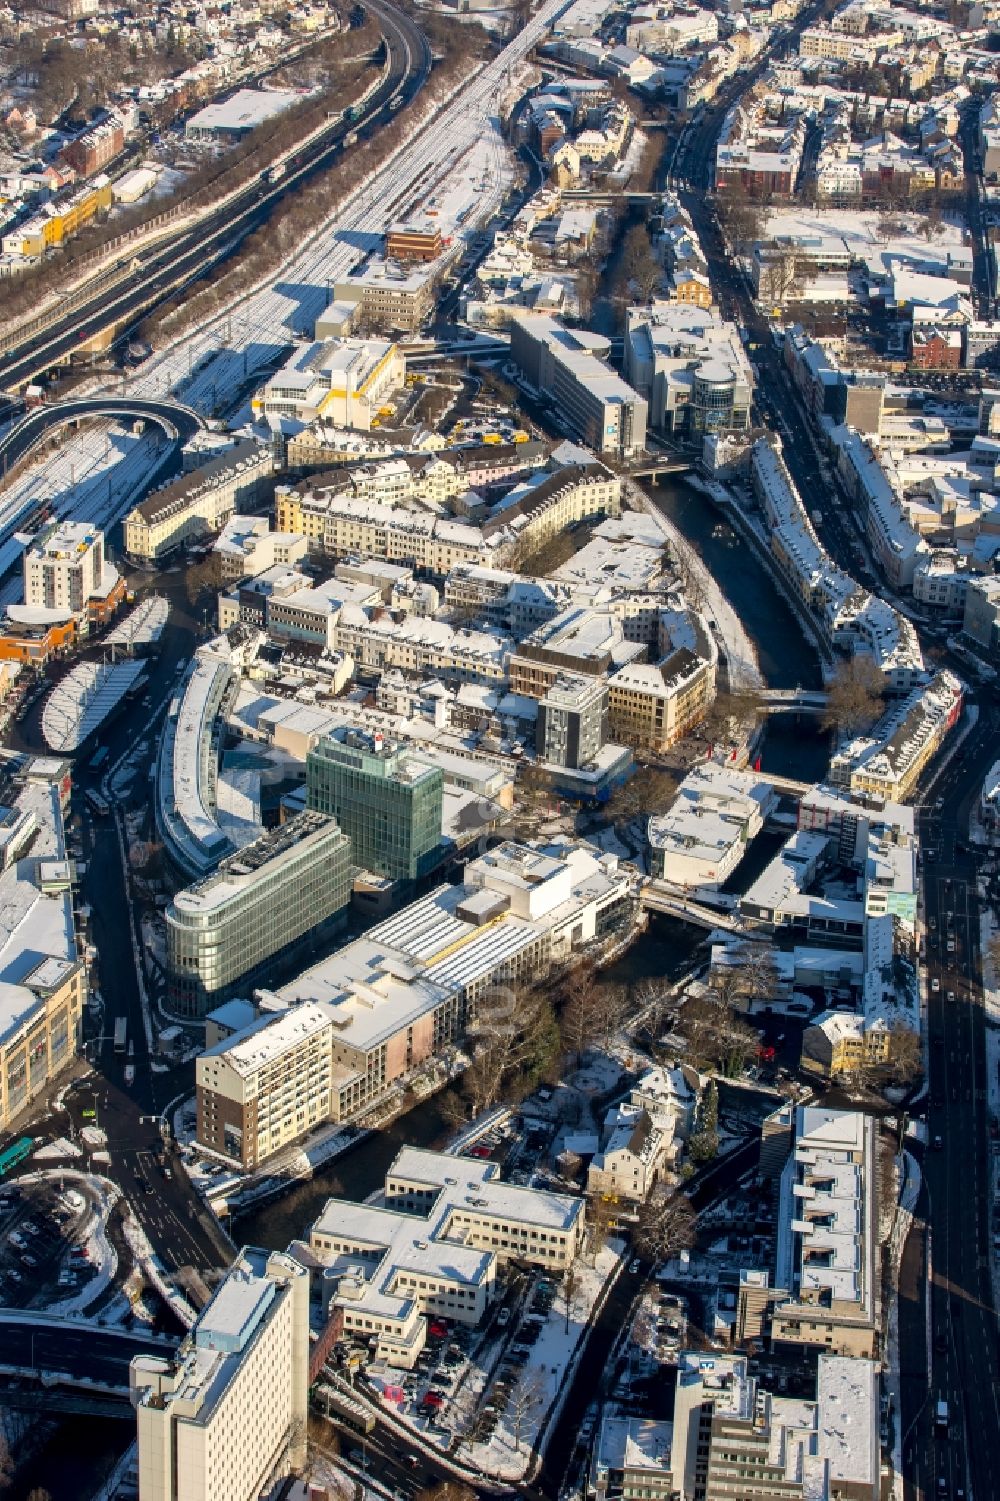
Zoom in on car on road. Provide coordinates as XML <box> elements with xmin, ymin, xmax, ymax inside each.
<box><xmin>496</xmin><ymin>1307</ymin><xmax>510</xmax><ymax>1326</ymax></box>
<box><xmin>932</xmin><ymin>977</ymin><xmax>941</xmax><ymax>992</ymax></box>
<box><xmin>629</xmin><ymin>1259</ymin><xmax>641</xmax><ymax>1275</ymax></box>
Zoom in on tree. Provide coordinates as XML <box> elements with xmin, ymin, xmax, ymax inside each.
<box><xmin>560</xmin><ymin>960</ymin><xmax>603</xmax><ymax>1066</ymax></box>
<box><xmin>561</xmin><ymin>1263</ymin><xmax>578</xmax><ymax>1333</ymax></box>
<box><xmin>888</xmin><ymin>1022</ymin><xmax>923</xmax><ymax>1085</ymax></box>
<box><xmin>605</xmin><ymin>765</ymin><xmax>679</xmax><ymax>824</ymax></box>
<box><xmin>632</xmin><ymin>1185</ymin><xmax>697</xmax><ymax>1264</ymax></box>
<box><xmin>509</xmin><ymin>1369</ymin><xmax>548</xmax><ymax>1451</ymax></box>
<box><xmin>987</xmin><ymin>927</ymin><xmax>1000</xmax><ymax>981</ymax></box>
<box><xmin>585</xmin><ymin>1194</ymin><xmax>616</xmax><ymax>1263</ymax></box>
<box><xmin>733</xmin><ymin>942</ymin><xmax>781</xmax><ymax>1011</ymax></box>
<box><xmin>462</xmin><ymin>982</ymin><xmax>560</xmax><ymax>1112</ymax></box>
<box><xmin>716</xmin><ymin>193</ymin><xmax>766</xmax><ymax>250</ymax></box>
<box><xmin>688</xmin><ymin>1078</ymin><xmax>719</xmax><ymax>1162</ymax></box>
<box><xmin>619</xmin><ymin>222</ymin><xmax>661</xmax><ymax>304</ymax></box>
<box><xmin>821</xmin><ymin>658</ymin><xmax>887</xmax><ymax>739</ymax></box>
<box><xmin>699</xmin><ymin>688</ymin><xmax>763</xmax><ymax>746</ymax></box>
<box><xmin>756</xmin><ymin>245</ymin><xmax>817</xmax><ymax>307</ymax></box>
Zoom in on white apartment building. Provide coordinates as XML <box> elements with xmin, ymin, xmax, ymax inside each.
<box><xmin>737</xmin><ymin>1107</ymin><xmax>880</xmax><ymax>1359</ymax></box>
<box><xmin>829</xmin><ymin>669</ymin><xmax>964</xmax><ymax>801</ymax></box>
<box><xmin>752</xmin><ymin>438</ymin><xmax>925</xmax><ymax>688</ymax></box>
<box><xmin>587</xmin><ymin>1065</ymin><xmax>697</xmax><ymax>1201</ymax></box>
<box><xmin>253</xmin><ymin>337</ymin><xmax>404</xmax><ymax>430</ymax></box>
<box><xmin>24</xmin><ymin>522</ymin><xmax>106</xmax><ymax>618</ymax></box>
<box><xmin>130</xmin><ymin>1248</ymin><xmax>309</xmax><ymax>1501</ymax></box>
<box><xmin>333</xmin><ymin>603</ymin><xmax>511</xmax><ymax>685</ymax></box>
<box><xmin>212</xmin><ymin>517</ymin><xmax>308</xmax><ymax>582</ymax></box>
<box><xmin>309</xmin><ymin>1147</ymin><xmax>585</xmax><ymax>1367</ymax></box>
<box><xmin>124</xmin><ymin>441</ymin><xmax>275</xmax><ymax>564</ymax></box>
<box><xmin>648</xmin><ymin>762</ymin><xmax>777</xmax><ymax>886</ymax></box>
<box><xmin>608</xmin><ymin>647</ymin><xmax>717</xmax><ymax>752</ymax></box>
<box><xmin>276</xmin><ymin>486</ymin><xmax>498</xmax><ymax>573</ymax></box>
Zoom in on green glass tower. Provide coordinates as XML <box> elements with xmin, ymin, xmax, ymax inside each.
<box><xmin>307</xmin><ymin>729</ymin><xmax>443</xmax><ymax>882</ymax></box>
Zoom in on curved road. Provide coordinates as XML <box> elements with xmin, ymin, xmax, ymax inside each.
<box><xmin>0</xmin><ymin>0</ymin><xmax>432</xmax><ymax>392</ymax></box>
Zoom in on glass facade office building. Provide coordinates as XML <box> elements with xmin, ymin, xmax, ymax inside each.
<box><xmin>166</xmin><ymin>810</ymin><xmax>352</xmax><ymax>1018</ymax></box>
<box><xmin>306</xmin><ymin>731</ymin><xmax>443</xmax><ymax>883</ymax></box>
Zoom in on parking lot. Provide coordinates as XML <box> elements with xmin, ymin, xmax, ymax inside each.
<box><xmin>0</xmin><ymin>1177</ymin><xmax>104</xmax><ymax>1309</ymax></box>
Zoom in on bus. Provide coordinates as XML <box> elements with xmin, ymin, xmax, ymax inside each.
<box><xmin>114</xmin><ymin>1017</ymin><xmax>127</xmax><ymax>1054</ymax></box>
<box><xmin>88</xmin><ymin>746</ymin><xmax>109</xmax><ymax>774</ymax></box>
<box><xmin>0</xmin><ymin>1137</ymin><xmax>33</xmax><ymax>1177</ymax></box>
<box><xmin>85</xmin><ymin>790</ymin><xmax>110</xmax><ymax>817</ymax></box>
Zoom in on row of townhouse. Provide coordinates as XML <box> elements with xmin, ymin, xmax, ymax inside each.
<box><xmin>123</xmin><ymin>440</ymin><xmax>275</xmax><ymax>563</ymax></box>
<box><xmin>750</xmin><ymin>438</ymin><xmax>926</xmax><ymax>689</ymax></box>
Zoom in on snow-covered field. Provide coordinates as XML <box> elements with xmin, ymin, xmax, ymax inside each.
<box><xmin>763</xmin><ymin>207</ymin><xmax>965</xmax><ymax>279</ymax></box>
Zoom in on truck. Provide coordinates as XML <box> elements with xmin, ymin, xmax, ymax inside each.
<box><xmin>935</xmin><ymin>1399</ymin><xmax>949</xmax><ymax>1437</ymax></box>
<box><xmin>114</xmin><ymin>1017</ymin><xmax>127</xmax><ymax>1054</ymax></box>
<box><xmin>265</xmin><ymin>162</ymin><xmax>286</xmax><ymax>184</ymax></box>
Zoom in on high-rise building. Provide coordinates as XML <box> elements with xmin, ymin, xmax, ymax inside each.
<box><xmin>307</xmin><ymin>728</ymin><xmax>443</xmax><ymax>882</ymax></box>
<box><xmin>165</xmin><ymin>811</ymin><xmax>352</xmax><ymax>1018</ymax></box>
<box><xmin>24</xmin><ymin>522</ymin><xmax>106</xmax><ymax>618</ymax></box>
<box><xmin>130</xmin><ymin>1247</ymin><xmax>309</xmax><ymax>1501</ymax></box>
<box><xmin>536</xmin><ymin>673</ymin><xmax>608</xmax><ymax>769</ymax></box>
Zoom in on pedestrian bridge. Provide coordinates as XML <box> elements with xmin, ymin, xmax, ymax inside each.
<box><xmin>758</xmin><ymin>688</ymin><xmax>829</xmax><ymax>714</ymax></box>
<box><xmin>640</xmin><ymin>882</ymin><xmax>742</xmax><ymax>930</ymax></box>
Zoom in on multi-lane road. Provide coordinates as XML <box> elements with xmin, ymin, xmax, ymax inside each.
<box><xmin>669</xmin><ymin>40</ymin><xmax>1000</xmax><ymax>1501</ymax></box>
<box><xmin>899</xmin><ymin>706</ymin><xmax>1000</xmax><ymax>1501</ymax></box>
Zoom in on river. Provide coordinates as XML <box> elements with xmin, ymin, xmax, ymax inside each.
<box><xmin>648</xmin><ymin>475</ymin><xmax>831</xmax><ymax>784</ymax></box>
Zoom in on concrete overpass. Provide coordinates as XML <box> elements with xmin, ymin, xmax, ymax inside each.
<box><xmin>0</xmin><ymin>1310</ymin><xmax>177</xmax><ymax>1415</ymax></box>
<box><xmin>0</xmin><ymin>397</ymin><xmax>202</xmax><ymax>479</ymax></box>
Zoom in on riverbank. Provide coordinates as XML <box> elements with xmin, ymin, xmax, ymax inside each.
<box><xmin>628</xmin><ymin>477</ymin><xmax>764</xmax><ymax>693</ymax></box>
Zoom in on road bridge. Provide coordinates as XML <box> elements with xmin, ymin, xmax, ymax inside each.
<box><xmin>625</xmin><ymin>455</ymin><xmax>694</xmax><ymax>478</ymax></box>
<box><xmin>0</xmin><ymin>397</ymin><xmax>202</xmax><ymax>477</ymax></box>
<box><xmin>0</xmin><ymin>1313</ymin><xmax>178</xmax><ymax>1416</ymax></box>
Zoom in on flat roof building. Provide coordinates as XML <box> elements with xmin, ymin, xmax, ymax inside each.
<box><xmin>308</xmin><ymin>1147</ymin><xmax>585</xmax><ymax>1367</ymax></box>
<box><xmin>737</xmin><ymin>1106</ymin><xmax>880</xmax><ymax>1360</ymax></box>
<box><xmin>510</xmin><ymin>312</ymin><xmax>647</xmax><ymax>458</ymax></box>
<box><xmin>196</xmin><ymin>840</ymin><xmax>633</xmax><ymax>1165</ymax></box>
<box><xmin>648</xmin><ymin>763</ymin><xmax>777</xmax><ymax>886</ymax></box>
<box><xmin>307</xmin><ymin>727</ymin><xmax>443</xmax><ymax>883</ymax></box>
<box><xmin>130</xmin><ymin>1247</ymin><xmax>309</xmax><ymax>1501</ymax></box>
<box><xmin>166</xmin><ymin>810</ymin><xmax>352</xmax><ymax>1019</ymax></box>
<box><xmin>185</xmin><ymin>88</ymin><xmax>299</xmax><ymax>143</ymax></box>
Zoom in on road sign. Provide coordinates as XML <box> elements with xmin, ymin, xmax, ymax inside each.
<box><xmin>81</xmin><ymin>1109</ymin><xmax>97</xmax><ymax>1119</ymax></box>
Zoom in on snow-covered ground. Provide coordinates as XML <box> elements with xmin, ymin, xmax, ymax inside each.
<box><xmin>763</xmin><ymin>207</ymin><xmax>965</xmax><ymax>279</ymax></box>
<box><xmin>0</xmin><ymin>421</ymin><xmax>169</xmax><ymax>584</ymax></box>
<box><xmin>457</xmin><ymin>1241</ymin><xmax>625</xmax><ymax>1480</ymax></box>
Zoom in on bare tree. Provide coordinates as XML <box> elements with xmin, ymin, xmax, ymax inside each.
<box><xmin>821</xmin><ymin>658</ymin><xmax>887</xmax><ymax>738</ymax></box>
<box><xmin>509</xmin><ymin>1369</ymin><xmax>548</xmax><ymax>1452</ymax></box>
<box><xmin>605</xmin><ymin>765</ymin><xmax>679</xmax><ymax>824</ymax></box>
<box><xmin>585</xmin><ymin>1193</ymin><xmax>616</xmax><ymax>1264</ymax></box>
<box><xmin>560</xmin><ymin>961</ymin><xmax>603</xmax><ymax>1066</ymax></box>
<box><xmin>888</xmin><ymin>1022</ymin><xmax>922</xmax><ymax>1085</ymax></box>
<box><xmin>632</xmin><ymin>1186</ymin><xmax>697</xmax><ymax>1264</ymax></box>
<box><xmin>463</xmin><ymin>983</ymin><xmax>559</xmax><ymax>1112</ymax></box>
